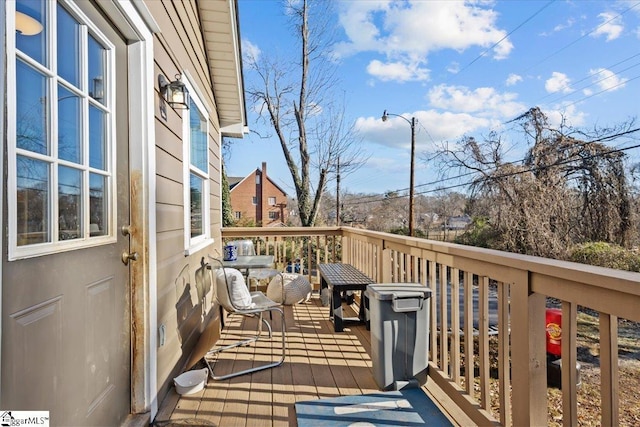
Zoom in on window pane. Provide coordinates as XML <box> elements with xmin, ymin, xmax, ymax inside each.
<box><xmin>57</xmin><ymin>4</ymin><xmax>80</xmax><ymax>87</ymax></box>
<box><xmin>89</xmin><ymin>173</ymin><xmax>107</xmax><ymax>236</ymax></box>
<box><xmin>58</xmin><ymin>85</ymin><xmax>81</xmax><ymax>163</ymax></box>
<box><xmin>17</xmin><ymin>156</ymin><xmax>49</xmax><ymax>245</ymax></box>
<box><xmin>190</xmin><ymin>99</ymin><xmax>208</xmax><ymax>172</ymax></box>
<box><xmin>88</xmin><ymin>35</ymin><xmax>105</xmax><ymax>103</ymax></box>
<box><xmin>190</xmin><ymin>173</ymin><xmax>203</xmax><ymax>238</ymax></box>
<box><xmin>16</xmin><ymin>60</ymin><xmax>48</xmax><ymax>154</ymax></box>
<box><xmin>16</xmin><ymin>0</ymin><xmax>47</xmax><ymax>64</ymax></box>
<box><xmin>89</xmin><ymin>105</ymin><xmax>106</xmax><ymax>169</ymax></box>
<box><xmin>58</xmin><ymin>166</ymin><xmax>82</xmax><ymax>240</ymax></box>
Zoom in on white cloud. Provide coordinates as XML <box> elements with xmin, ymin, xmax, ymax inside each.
<box><xmin>505</xmin><ymin>73</ymin><xmax>522</xmax><ymax>86</ymax></box>
<box><xmin>545</xmin><ymin>104</ymin><xmax>586</xmax><ymax>128</ymax></box>
<box><xmin>427</xmin><ymin>84</ymin><xmax>525</xmax><ymax>118</ymax></box>
<box><xmin>589</xmin><ymin>68</ymin><xmax>628</xmax><ymax>92</ymax></box>
<box><xmin>242</xmin><ymin>39</ymin><xmax>261</xmax><ymax>62</ymax></box>
<box><xmin>367</xmin><ymin>60</ymin><xmax>429</xmax><ymax>82</ymax></box>
<box><xmin>591</xmin><ymin>12</ymin><xmax>624</xmax><ymax>41</ymax></box>
<box><xmin>355</xmin><ymin>110</ymin><xmax>491</xmax><ymax>151</ymax></box>
<box><xmin>335</xmin><ymin>0</ymin><xmax>513</xmax><ymax>82</ymax></box>
<box><xmin>545</xmin><ymin>72</ymin><xmax>572</xmax><ymax>94</ymax></box>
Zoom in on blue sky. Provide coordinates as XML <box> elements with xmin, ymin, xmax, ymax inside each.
<box><xmin>227</xmin><ymin>0</ymin><xmax>640</xmax><ymax>196</ymax></box>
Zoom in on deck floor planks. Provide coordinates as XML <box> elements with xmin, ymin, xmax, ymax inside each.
<box><xmin>154</xmin><ymin>294</ymin><xmax>464</xmax><ymax>426</ymax></box>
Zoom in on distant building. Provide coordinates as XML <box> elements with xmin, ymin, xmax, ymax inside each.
<box><xmin>445</xmin><ymin>214</ymin><xmax>472</xmax><ymax>230</ymax></box>
<box><xmin>229</xmin><ymin>162</ymin><xmax>288</xmax><ymax>226</ymax></box>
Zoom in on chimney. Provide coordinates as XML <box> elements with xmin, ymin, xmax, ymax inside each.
<box><xmin>261</xmin><ymin>162</ymin><xmax>267</xmax><ymax>225</ymax></box>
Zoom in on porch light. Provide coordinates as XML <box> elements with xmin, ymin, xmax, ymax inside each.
<box><xmin>15</xmin><ymin>11</ymin><xmax>43</xmax><ymax>36</ymax></box>
<box><xmin>159</xmin><ymin>74</ymin><xmax>189</xmax><ymax>109</ymax></box>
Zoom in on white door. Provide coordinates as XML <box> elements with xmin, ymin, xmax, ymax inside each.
<box><xmin>3</xmin><ymin>1</ymin><xmax>132</xmax><ymax>425</ymax></box>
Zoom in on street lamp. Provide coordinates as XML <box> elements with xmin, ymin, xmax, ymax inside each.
<box><xmin>382</xmin><ymin>110</ymin><xmax>416</xmax><ymax>237</ymax></box>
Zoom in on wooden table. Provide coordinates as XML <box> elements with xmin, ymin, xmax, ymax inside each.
<box><xmin>318</xmin><ymin>263</ymin><xmax>375</xmax><ymax>332</ymax></box>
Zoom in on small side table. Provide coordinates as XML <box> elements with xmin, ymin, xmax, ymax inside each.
<box><xmin>318</xmin><ymin>263</ymin><xmax>374</xmax><ymax>332</ymax></box>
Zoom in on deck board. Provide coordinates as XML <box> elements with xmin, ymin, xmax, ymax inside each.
<box><xmin>154</xmin><ymin>295</ymin><xmax>462</xmax><ymax>426</ymax></box>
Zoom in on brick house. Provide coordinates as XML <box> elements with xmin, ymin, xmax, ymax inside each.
<box><xmin>229</xmin><ymin>162</ymin><xmax>288</xmax><ymax>226</ymax></box>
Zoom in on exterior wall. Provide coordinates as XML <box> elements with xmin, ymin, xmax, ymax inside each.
<box><xmin>145</xmin><ymin>0</ymin><xmax>223</xmax><ymax>402</ymax></box>
<box><xmin>230</xmin><ymin>163</ymin><xmax>288</xmax><ymax>226</ymax></box>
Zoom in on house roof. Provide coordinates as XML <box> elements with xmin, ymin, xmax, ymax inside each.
<box><xmin>198</xmin><ymin>0</ymin><xmax>247</xmax><ymax>138</ymax></box>
<box><xmin>228</xmin><ymin>168</ymin><xmax>288</xmax><ymax>196</ymax></box>
<box><xmin>228</xmin><ymin>176</ymin><xmax>243</xmax><ymax>190</ymax></box>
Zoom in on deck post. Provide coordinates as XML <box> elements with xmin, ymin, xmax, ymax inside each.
<box><xmin>510</xmin><ymin>271</ymin><xmax>547</xmax><ymax>426</ymax></box>
<box><xmin>380</xmin><ymin>241</ymin><xmax>392</xmax><ymax>283</ymax></box>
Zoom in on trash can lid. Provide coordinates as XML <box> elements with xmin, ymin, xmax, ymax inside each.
<box><xmin>366</xmin><ymin>284</ymin><xmax>431</xmax><ymax>300</ymax></box>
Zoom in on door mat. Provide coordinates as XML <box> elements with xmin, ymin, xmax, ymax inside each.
<box><xmin>295</xmin><ymin>387</ymin><xmax>452</xmax><ymax>426</ymax></box>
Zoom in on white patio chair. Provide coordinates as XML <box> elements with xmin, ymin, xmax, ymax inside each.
<box><xmin>205</xmin><ymin>256</ymin><xmax>286</xmax><ymax>380</ymax></box>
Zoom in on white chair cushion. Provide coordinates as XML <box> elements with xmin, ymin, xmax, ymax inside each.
<box><xmin>216</xmin><ymin>268</ymin><xmax>254</xmax><ymax>309</ymax></box>
<box><xmin>267</xmin><ymin>273</ymin><xmax>312</xmax><ymax>305</ymax></box>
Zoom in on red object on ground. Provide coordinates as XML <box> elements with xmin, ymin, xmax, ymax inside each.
<box><xmin>546</xmin><ymin>308</ymin><xmax>562</xmax><ymax>357</ymax></box>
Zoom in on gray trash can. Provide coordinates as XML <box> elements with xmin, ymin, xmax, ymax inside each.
<box><xmin>366</xmin><ymin>284</ymin><xmax>431</xmax><ymax>391</ymax></box>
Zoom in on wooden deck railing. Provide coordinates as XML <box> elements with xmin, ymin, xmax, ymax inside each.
<box><xmin>222</xmin><ymin>226</ymin><xmax>640</xmax><ymax>426</ymax></box>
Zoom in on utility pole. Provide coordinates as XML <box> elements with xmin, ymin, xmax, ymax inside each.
<box><xmin>336</xmin><ymin>158</ymin><xmax>340</xmax><ymax>226</ymax></box>
<box><xmin>382</xmin><ymin>111</ymin><xmax>417</xmax><ymax>237</ymax></box>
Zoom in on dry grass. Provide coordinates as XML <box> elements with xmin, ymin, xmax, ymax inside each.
<box><xmin>545</xmin><ymin>312</ymin><xmax>640</xmax><ymax>426</ymax></box>
<box><xmin>456</xmin><ymin>311</ymin><xmax>640</xmax><ymax>425</ymax></box>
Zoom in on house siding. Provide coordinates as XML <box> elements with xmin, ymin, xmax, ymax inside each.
<box><xmin>145</xmin><ymin>0</ymin><xmax>224</xmax><ymax>403</ymax></box>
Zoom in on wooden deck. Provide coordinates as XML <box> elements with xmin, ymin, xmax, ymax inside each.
<box><xmin>153</xmin><ymin>294</ymin><xmax>467</xmax><ymax>426</ymax></box>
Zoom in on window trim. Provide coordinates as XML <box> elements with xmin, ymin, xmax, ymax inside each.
<box><xmin>181</xmin><ymin>73</ymin><xmax>213</xmax><ymax>255</ymax></box>
<box><xmin>7</xmin><ymin>0</ymin><xmax>118</xmax><ymax>260</ymax></box>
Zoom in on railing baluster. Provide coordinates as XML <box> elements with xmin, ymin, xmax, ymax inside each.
<box><xmin>600</xmin><ymin>312</ymin><xmax>619</xmax><ymax>426</ymax></box>
<box><xmin>463</xmin><ymin>271</ymin><xmax>473</xmax><ymax>395</ymax></box>
<box><xmin>561</xmin><ymin>301</ymin><xmax>578</xmax><ymax>426</ymax></box>
<box><xmin>429</xmin><ymin>260</ymin><xmax>438</xmax><ymax>364</ymax></box>
<box><xmin>498</xmin><ymin>281</ymin><xmax>511</xmax><ymax>426</ymax></box>
<box><xmin>439</xmin><ymin>264</ymin><xmax>449</xmax><ymax>375</ymax></box>
<box><xmin>451</xmin><ymin>268</ymin><xmax>461</xmax><ymax>384</ymax></box>
<box><xmin>479</xmin><ymin>276</ymin><xmax>489</xmax><ymax>409</ymax></box>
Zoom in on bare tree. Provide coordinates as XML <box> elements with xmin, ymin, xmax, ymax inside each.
<box><xmin>244</xmin><ymin>0</ymin><xmax>366</xmax><ymax>226</ymax></box>
<box><xmin>440</xmin><ymin>107</ymin><xmax>637</xmax><ymax>258</ymax></box>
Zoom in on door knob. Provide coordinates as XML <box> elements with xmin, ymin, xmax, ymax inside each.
<box><xmin>122</xmin><ymin>251</ymin><xmax>139</xmax><ymax>266</ymax></box>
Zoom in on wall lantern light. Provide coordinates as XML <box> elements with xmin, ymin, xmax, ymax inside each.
<box><xmin>16</xmin><ymin>11</ymin><xmax>44</xmax><ymax>36</ymax></box>
<box><xmin>158</xmin><ymin>74</ymin><xmax>189</xmax><ymax>110</ymax></box>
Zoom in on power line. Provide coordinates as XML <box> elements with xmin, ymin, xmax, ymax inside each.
<box><xmin>453</xmin><ymin>0</ymin><xmax>557</xmax><ymax>79</ymax></box>
<box><xmin>534</xmin><ymin>53</ymin><xmax>640</xmax><ymax>106</ymax></box>
<box><xmin>343</xmin><ymin>129</ymin><xmax>640</xmax><ymax>206</ymax></box>
<box><xmin>519</xmin><ymin>1</ymin><xmax>640</xmax><ymax>76</ymax></box>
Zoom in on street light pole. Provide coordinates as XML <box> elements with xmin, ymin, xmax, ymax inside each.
<box><xmin>382</xmin><ymin>110</ymin><xmax>416</xmax><ymax>237</ymax></box>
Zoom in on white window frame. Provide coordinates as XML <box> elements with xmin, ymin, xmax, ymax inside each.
<box><xmin>252</xmin><ymin>196</ymin><xmax>257</xmax><ymax>205</ymax></box>
<box><xmin>268</xmin><ymin>196</ymin><xmax>276</xmax><ymax>206</ymax></box>
<box><xmin>182</xmin><ymin>73</ymin><xmax>213</xmax><ymax>255</ymax></box>
<box><xmin>7</xmin><ymin>0</ymin><xmax>117</xmax><ymax>260</ymax></box>
<box><xmin>268</xmin><ymin>211</ymin><xmax>277</xmax><ymax>220</ymax></box>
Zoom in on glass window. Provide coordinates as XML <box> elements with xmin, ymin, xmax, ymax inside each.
<box><xmin>10</xmin><ymin>0</ymin><xmax>115</xmax><ymax>258</ymax></box>
<box><xmin>269</xmin><ymin>211</ymin><xmax>278</xmax><ymax>220</ymax></box>
<box><xmin>252</xmin><ymin>196</ymin><xmax>257</xmax><ymax>205</ymax></box>
<box><xmin>235</xmin><ymin>212</ymin><xmax>241</xmax><ymax>219</ymax></box>
<box><xmin>268</xmin><ymin>197</ymin><xmax>276</xmax><ymax>206</ymax></box>
<box><xmin>16</xmin><ymin>0</ymin><xmax>47</xmax><ymax>65</ymax></box>
<box><xmin>183</xmin><ymin>79</ymin><xmax>211</xmax><ymax>252</ymax></box>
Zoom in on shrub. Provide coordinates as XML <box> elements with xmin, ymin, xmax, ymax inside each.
<box><xmin>454</xmin><ymin>216</ymin><xmax>498</xmax><ymax>248</ymax></box>
<box><xmin>569</xmin><ymin>241</ymin><xmax>640</xmax><ymax>272</ymax></box>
